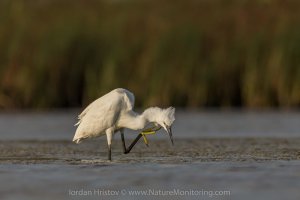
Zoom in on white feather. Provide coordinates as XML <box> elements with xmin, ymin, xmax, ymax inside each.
<box><xmin>72</xmin><ymin>88</ymin><xmax>175</xmax><ymax>144</ymax></box>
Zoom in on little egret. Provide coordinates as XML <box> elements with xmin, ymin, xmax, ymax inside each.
<box><xmin>72</xmin><ymin>88</ymin><xmax>175</xmax><ymax>160</ymax></box>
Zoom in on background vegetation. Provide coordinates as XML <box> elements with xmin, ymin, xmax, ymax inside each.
<box><xmin>1</xmin><ymin>0</ymin><xmax>300</xmax><ymax>109</ymax></box>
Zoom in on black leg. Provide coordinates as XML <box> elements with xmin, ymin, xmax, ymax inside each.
<box><xmin>108</xmin><ymin>144</ymin><xmax>111</xmax><ymax>161</ymax></box>
<box><xmin>124</xmin><ymin>134</ymin><xmax>143</xmax><ymax>154</ymax></box>
<box><xmin>120</xmin><ymin>132</ymin><xmax>127</xmax><ymax>154</ymax></box>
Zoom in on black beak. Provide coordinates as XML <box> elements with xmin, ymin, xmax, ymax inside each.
<box><xmin>167</xmin><ymin>126</ymin><xmax>174</xmax><ymax>145</ymax></box>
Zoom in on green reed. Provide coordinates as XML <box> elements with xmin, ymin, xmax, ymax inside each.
<box><xmin>1</xmin><ymin>0</ymin><xmax>300</xmax><ymax>109</ymax></box>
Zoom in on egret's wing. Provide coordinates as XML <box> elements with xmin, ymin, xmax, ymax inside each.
<box><xmin>73</xmin><ymin>88</ymin><xmax>134</xmax><ymax>143</ymax></box>
<box><xmin>73</xmin><ymin>97</ymin><xmax>122</xmax><ymax>142</ymax></box>
<box><xmin>115</xmin><ymin>88</ymin><xmax>135</xmax><ymax>111</ymax></box>
<box><xmin>75</xmin><ymin>103</ymin><xmax>93</xmax><ymax>126</ymax></box>
<box><xmin>75</xmin><ymin>88</ymin><xmax>135</xmax><ymax>126</ymax></box>
<box><xmin>77</xmin><ymin>103</ymin><xmax>92</xmax><ymax>121</ymax></box>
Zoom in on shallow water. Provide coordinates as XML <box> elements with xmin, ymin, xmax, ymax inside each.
<box><xmin>1</xmin><ymin>160</ymin><xmax>300</xmax><ymax>200</ymax></box>
<box><xmin>1</xmin><ymin>110</ymin><xmax>300</xmax><ymax>140</ymax></box>
<box><xmin>1</xmin><ymin>111</ymin><xmax>300</xmax><ymax>200</ymax></box>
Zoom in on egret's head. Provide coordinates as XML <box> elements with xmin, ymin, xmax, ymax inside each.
<box><xmin>144</xmin><ymin>107</ymin><xmax>175</xmax><ymax>145</ymax></box>
<box><xmin>155</xmin><ymin>107</ymin><xmax>175</xmax><ymax>130</ymax></box>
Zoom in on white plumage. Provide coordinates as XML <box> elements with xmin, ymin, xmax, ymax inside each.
<box><xmin>72</xmin><ymin>88</ymin><xmax>175</xmax><ymax>160</ymax></box>
<box><xmin>73</xmin><ymin>88</ymin><xmax>134</xmax><ymax>143</ymax></box>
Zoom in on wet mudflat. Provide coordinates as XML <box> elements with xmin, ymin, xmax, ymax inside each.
<box><xmin>1</xmin><ymin>138</ymin><xmax>300</xmax><ymax>164</ymax></box>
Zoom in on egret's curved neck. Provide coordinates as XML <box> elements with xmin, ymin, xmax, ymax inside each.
<box><xmin>117</xmin><ymin>111</ymin><xmax>147</xmax><ymax>130</ymax></box>
<box><xmin>117</xmin><ymin>108</ymin><xmax>157</xmax><ymax>130</ymax></box>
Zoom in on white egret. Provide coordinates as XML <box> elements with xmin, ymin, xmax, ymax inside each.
<box><xmin>72</xmin><ymin>88</ymin><xmax>175</xmax><ymax>160</ymax></box>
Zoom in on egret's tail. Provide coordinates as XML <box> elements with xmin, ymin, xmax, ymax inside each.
<box><xmin>72</xmin><ymin>132</ymin><xmax>84</xmax><ymax>144</ymax></box>
<box><xmin>73</xmin><ymin>133</ymin><xmax>89</xmax><ymax>144</ymax></box>
<box><xmin>72</xmin><ymin>138</ymin><xmax>82</xmax><ymax>144</ymax></box>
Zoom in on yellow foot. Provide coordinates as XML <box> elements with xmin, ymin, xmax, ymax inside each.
<box><xmin>140</xmin><ymin>126</ymin><xmax>161</xmax><ymax>146</ymax></box>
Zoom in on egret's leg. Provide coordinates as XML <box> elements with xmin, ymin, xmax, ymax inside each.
<box><xmin>108</xmin><ymin>145</ymin><xmax>111</xmax><ymax>161</ymax></box>
<box><xmin>106</xmin><ymin>131</ymin><xmax>113</xmax><ymax>161</ymax></box>
<box><xmin>124</xmin><ymin>133</ymin><xmax>143</xmax><ymax>154</ymax></box>
<box><xmin>120</xmin><ymin>130</ymin><xmax>127</xmax><ymax>154</ymax></box>
<box><xmin>119</xmin><ymin>129</ymin><xmax>144</xmax><ymax>154</ymax></box>
<box><xmin>121</xmin><ymin>127</ymin><xmax>157</xmax><ymax>154</ymax></box>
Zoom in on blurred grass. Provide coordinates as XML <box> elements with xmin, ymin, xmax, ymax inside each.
<box><xmin>1</xmin><ymin>0</ymin><xmax>300</xmax><ymax>109</ymax></box>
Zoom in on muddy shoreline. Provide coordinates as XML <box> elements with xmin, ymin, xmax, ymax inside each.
<box><xmin>1</xmin><ymin>138</ymin><xmax>300</xmax><ymax>164</ymax></box>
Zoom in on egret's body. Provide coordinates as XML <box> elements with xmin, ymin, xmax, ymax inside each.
<box><xmin>73</xmin><ymin>88</ymin><xmax>175</xmax><ymax>160</ymax></box>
